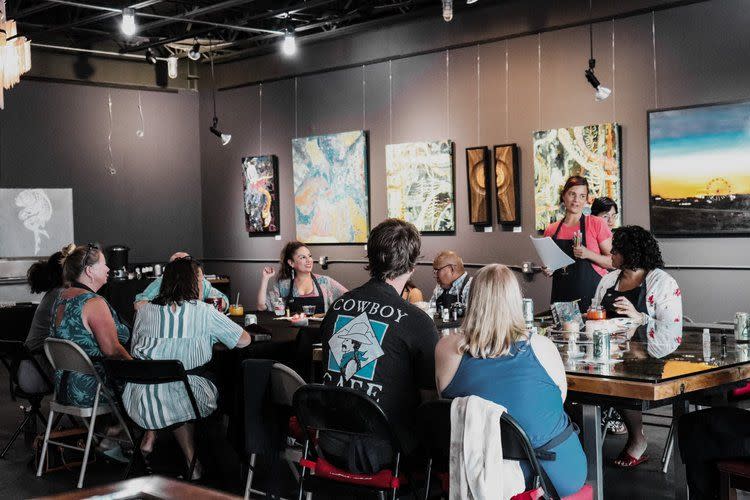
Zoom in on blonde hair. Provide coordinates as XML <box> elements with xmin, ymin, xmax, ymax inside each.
<box><xmin>459</xmin><ymin>264</ymin><xmax>527</xmax><ymax>358</ymax></box>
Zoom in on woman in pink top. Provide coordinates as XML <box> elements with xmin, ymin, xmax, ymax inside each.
<box><xmin>542</xmin><ymin>176</ymin><xmax>613</xmax><ymax>312</ymax></box>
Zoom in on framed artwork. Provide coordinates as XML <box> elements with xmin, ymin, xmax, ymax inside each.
<box><xmin>648</xmin><ymin>100</ymin><xmax>750</xmax><ymax>237</ymax></box>
<box><xmin>532</xmin><ymin>123</ymin><xmax>621</xmax><ymax>231</ymax></box>
<box><xmin>465</xmin><ymin>147</ymin><xmax>491</xmax><ymax>226</ymax></box>
<box><xmin>241</xmin><ymin>155</ymin><xmax>279</xmax><ymax>235</ymax></box>
<box><xmin>292</xmin><ymin>130</ymin><xmax>369</xmax><ymax>244</ymax></box>
<box><xmin>386</xmin><ymin>140</ymin><xmax>455</xmax><ymax>234</ymax></box>
<box><xmin>0</xmin><ymin>188</ymin><xmax>74</xmax><ymax>257</ymax></box>
<box><xmin>493</xmin><ymin>143</ymin><xmax>520</xmax><ymax>226</ymax></box>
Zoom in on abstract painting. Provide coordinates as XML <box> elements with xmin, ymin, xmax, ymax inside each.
<box><xmin>0</xmin><ymin>188</ymin><xmax>74</xmax><ymax>257</ymax></box>
<box><xmin>466</xmin><ymin>146</ymin><xmax>491</xmax><ymax>226</ymax></box>
<box><xmin>292</xmin><ymin>130</ymin><xmax>369</xmax><ymax>244</ymax></box>
<box><xmin>532</xmin><ymin>123</ymin><xmax>621</xmax><ymax>231</ymax></box>
<box><xmin>386</xmin><ymin>140</ymin><xmax>455</xmax><ymax>233</ymax></box>
<box><xmin>649</xmin><ymin>101</ymin><xmax>750</xmax><ymax>236</ymax></box>
<box><xmin>241</xmin><ymin>155</ymin><xmax>279</xmax><ymax>235</ymax></box>
<box><xmin>494</xmin><ymin>144</ymin><xmax>520</xmax><ymax>226</ymax></box>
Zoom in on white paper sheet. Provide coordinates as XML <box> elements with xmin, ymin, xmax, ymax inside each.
<box><xmin>530</xmin><ymin>236</ymin><xmax>575</xmax><ymax>272</ymax></box>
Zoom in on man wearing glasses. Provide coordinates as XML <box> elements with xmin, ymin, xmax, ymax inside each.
<box><xmin>430</xmin><ymin>250</ymin><xmax>473</xmax><ymax>312</ymax></box>
<box><xmin>134</xmin><ymin>252</ymin><xmax>229</xmax><ymax>312</ymax></box>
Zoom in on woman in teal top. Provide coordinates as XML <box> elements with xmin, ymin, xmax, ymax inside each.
<box><xmin>435</xmin><ymin>264</ymin><xmax>586</xmax><ymax>497</ymax></box>
<box><xmin>51</xmin><ymin>245</ymin><xmax>131</xmax><ymax>407</ymax></box>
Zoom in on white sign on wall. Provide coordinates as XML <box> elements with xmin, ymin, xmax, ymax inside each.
<box><xmin>0</xmin><ymin>188</ymin><xmax>74</xmax><ymax>257</ymax></box>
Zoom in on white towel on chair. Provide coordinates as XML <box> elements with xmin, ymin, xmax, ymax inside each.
<box><xmin>449</xmin><ymin>396</ymin><xmax>525</xmax><ymax>500</ymax></box>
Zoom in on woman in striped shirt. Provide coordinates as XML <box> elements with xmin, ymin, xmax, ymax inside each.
<box><xmin>122</xmin><ymin>257</ymin><xmax>251</xmax><ymax>477</ymax></box>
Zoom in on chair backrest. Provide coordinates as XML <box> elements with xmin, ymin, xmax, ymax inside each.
<box><xmin>416</xmin><ymin>398</ymin><xmax>557</xmax><ymax>498</ymax></box>
<box><xmin>270</xmin><ymin>363</ymin><xmax>305</xmax><ymax>407</ymax></box>
<box><xmin>44</xmin><ymin>338</ymin><xmax>99</xmax><ymax>378</ymax></box>
<box><xmin>293</xmin><ymin>384</ymin><xmax>400</xmax><ymax>453</ymax></box>
<box><xmin>103</xmin><ymin>358</ymin><xmax>200</xmax><ymax>421</ymax></box>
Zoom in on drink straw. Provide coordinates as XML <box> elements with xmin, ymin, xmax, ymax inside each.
<box><xmin>235</xmin><ymin>292</ymin><xmax>240</xmax><ymax>306</ymax></box>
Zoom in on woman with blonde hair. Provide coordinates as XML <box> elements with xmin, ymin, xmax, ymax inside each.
<box><xmin>435</xmin><ymin>264</ymin><xmax>586</xmax><ymax>497</ymax></box>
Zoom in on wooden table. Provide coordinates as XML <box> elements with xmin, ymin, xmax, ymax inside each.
<box><xmin>34</xmin><ymin>475</ymin><xmax>240</xmax><ymax>499</ymax></box>
<box><xmin>558</xmin><ymin>330</ymin><xmax>750</xmax><ymax>500</ymax></box>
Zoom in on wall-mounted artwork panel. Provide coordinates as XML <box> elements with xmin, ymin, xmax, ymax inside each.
<box><xmin>493</xmin><ymin>144</ymin><xmax>520</xmax><ymax>226</ymax></box>
<box><xmin>465</xmin><ymin>147</ymin><xmax>491</xmax><ymax>226</ymax></box>
<box><xmin>0</xmin><ymin>188</ymin><xmax>74</xmax><ymax>257</ymax></box>
<box><xmin>292</xmin><ymin>130</ymin><xmax>369</xmax><ymax>244</ymax></box>
<box><xmin>242</xmin><ymin>155</ymin><xmax>279</xmax><ymax>235</ymax></box>
<box><xmin>649</xmin><ymin>100</ymin><xmax>750</xmax><ymax>237</ymax></box>
<box><xmin>386</xmin><ymin>140</ymin><xmax>455</xmax><ymax>234</ymax></box>
<box><xmin>533</xmin><ymin>123</ymin><xmax>621</xmax><ymax>231</ymax></box>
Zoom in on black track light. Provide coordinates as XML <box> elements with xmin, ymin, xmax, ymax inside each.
<box><xmin>187</xmin><ymin>41</ymin><xmax>201</xmax><ymax>61</ymax></box>
<box><xmin>145</xmin><ymin>48</ymin><xmax>157</xmax><ymax>65</ymax></box>
<box><xmin>585</xmin><ymin>59</ymin><xmax>611</xmax><ymax>101</ymax></box>
<box><xmin>209</xmin><ymin>116</ymin><xmax>231</xmax><ymax>146</ymax></box>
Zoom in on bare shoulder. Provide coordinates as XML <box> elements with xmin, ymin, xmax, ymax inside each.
<box><xmin>435</xmin><ymin>334</ymin><xmax>463</xmax><ymax>365</ymax></box>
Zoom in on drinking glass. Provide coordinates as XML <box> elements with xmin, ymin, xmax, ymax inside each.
<box><xmin>302</xmin><ymin>305</ymin><xmax>316</xmax><ymax>316</ymax></box>
<box><xmin>272</xmin><ymin>298</ymin><xmax>286</xmax><ymax>316</ymax></box>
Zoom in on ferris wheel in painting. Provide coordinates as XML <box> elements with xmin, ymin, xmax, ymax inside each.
<box><xmin>705</xmin><ymin>177</ymin><xmax>734</xmax><ymax>198</ymax></box>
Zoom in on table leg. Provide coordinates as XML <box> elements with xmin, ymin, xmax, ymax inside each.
<box><xmin>672</xmin><ymin>399</ymin><xmax>690</xmax><ymax>500</ymax></box>
<box><xmin>581</xmin><ymin>404</ymin><xmax>603</xmax><ymax>500</ymax></box>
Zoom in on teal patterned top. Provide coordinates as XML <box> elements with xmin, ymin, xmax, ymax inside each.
<box><xmin>51</xmin><ymin>291</ymin><xmax>131</xmax><ymax>407</ymax></box>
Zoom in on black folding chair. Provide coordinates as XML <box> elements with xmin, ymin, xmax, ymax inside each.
<box><xmin>102</xmin><ymin>358</ymin><xmax>203</xmax><ymax>481</ymax></box>
<box><xmin>0</xmin><ymin>340</ymin><xmax>53</xmax><ymax>458</ymax></box>
<box><xmin>293</xmin><ymin>384</ymin><xmax>405</xmax><ymax>500</ymax></box>
<box><xmin>416</xmin><ymin>399</ymin><xmax>564</xmax><ymax>499</ymax></box>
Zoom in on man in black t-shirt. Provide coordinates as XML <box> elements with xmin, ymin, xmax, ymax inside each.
<box><xmin>320</xmin><ymin>219</ymin><xmax>439</xmax><ymax>469</ymax></box>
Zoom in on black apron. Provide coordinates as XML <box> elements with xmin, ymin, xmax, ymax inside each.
<box><xmin>436</xmin><ymin>275</ymin><xmax>469</xmax><ymax>310</ymax></box>
<box><xmin>599</xmin><ymin>273</ymin><xmax>648</xmax><ymax>319</ymax></box>
<box><xmin>285</xmin><ymin>274</ymin><xmax>325</xmax><ymax>314</ymax></box>
<box><xmin>550</xmin><ymin>216</ymin><xmax>602</xmax><ymax>313</ymax></box>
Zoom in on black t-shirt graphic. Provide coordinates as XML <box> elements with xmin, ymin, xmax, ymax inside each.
<box><xmin>321</xmin><ymin>278</ymin><xmax>439</xmax><ymax>452</ymax></box>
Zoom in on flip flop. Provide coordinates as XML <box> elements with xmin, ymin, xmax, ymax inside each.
<box><xmin>613</xmin><ymin>450</ymin><xmax>649</xmax><ymax>468</ymax></box>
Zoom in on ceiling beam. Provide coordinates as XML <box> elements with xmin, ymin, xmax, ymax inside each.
<box><xmin>35</xmin><ymin>0</ymin><xmax>166</xmax><ymax>36</ymax></box>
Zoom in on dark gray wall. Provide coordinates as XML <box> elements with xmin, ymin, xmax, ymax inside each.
<box><xmin>200</xmin><ymin>0</ymin><xmax>750</xmax><ymax>322</ymax></box>
<box><xmin>0</xmin><ymin>80</ymin><xmax>203</xmax><ymax>262</ymax></box>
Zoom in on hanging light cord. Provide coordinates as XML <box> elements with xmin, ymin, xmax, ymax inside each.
<box><xmin>137</xmin><ymin>91</ymin><xmax>145</xmax><ymax>137</ymax></box>
<box><xmin>107</xmin><ymin>91</ymin><xmax>116</xmax><ymax>175</ymax></box>
<box><xmin>588</xmin><ymin>0</ymin><xmax>594</xmax><ymax>64</ymax></box>
<box><xmin>210</xmin><ymin>38</ymin><xmax>218</xmax><ymax>125</ymax></box>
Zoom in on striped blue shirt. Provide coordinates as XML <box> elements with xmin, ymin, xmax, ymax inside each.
<box><xmin>122</xmin><ymin>300</ymin><xmax>242</xmax><ymax>429</ymax></box>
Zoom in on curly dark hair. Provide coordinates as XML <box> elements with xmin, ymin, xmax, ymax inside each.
<box><xmin>612</xmin><ymin>225</ymin><xmax>664</xmax><ymax>271</ymax></box>
<box><xmin>152</xmin><ymin>257</ymin><xmax>202</xmax><ymax>306</ymax></box>
<box><xmin>27</xmin><ymin>251</ymin><xmax>65</xmax><ymax>294</ymax></box>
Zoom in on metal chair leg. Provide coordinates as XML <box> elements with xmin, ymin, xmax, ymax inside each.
<box><xmin>244</xmin><ymin>453</ymin><xmax>257</xmax><ymax>499</ymax></box>
<box><xmin>423</xmin><ymin>459</ymin><xmax>432</xmax><ymax>500</ymax></box>
<box><xmin>661</xmin><ymin>419</ymin><xmax>676</xmax><ymax>473</ymax></box>
<box><xmin>36</xmin><ymin>409</ymin><xmax>55</xmax><ymax>477</ymax></box>
<box><xmin>0</xmin><ymin>411</ymin><xmax>33</xmax><ymax>458</ymax></box>
<box><xmin>78</xmin><ymin>388</ymin><xmax>102</xmax><ymax>488</ymax></box>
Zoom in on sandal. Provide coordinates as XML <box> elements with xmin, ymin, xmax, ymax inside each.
<box><xmin>613</xmin><ymin>450</ymin><xmax>649</xmax><ymax>468</ymax></box>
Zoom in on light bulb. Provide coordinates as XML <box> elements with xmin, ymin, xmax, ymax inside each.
<box><xmin>595</xmin><ymin>86</ymin><xmax>612</xmax><ymax>102</ymax></box>
<box><xmin>167</xmin><ymin>56</ymin><xmax>178</xmax><ymax>79</ymax></box>
<box><xmin>121</xmin><ymin>8</ymin><xmax>136</xmax><ymax>36</ymax></box>
<box><xmin>442</xmin><ymin>0</ymin><xmax>453</xmax><ymax>21</ymax></box>
<box><xmin>282</xmin><ymin>31</ymin><xmax>296</xmax><ymax>56</ymax></box>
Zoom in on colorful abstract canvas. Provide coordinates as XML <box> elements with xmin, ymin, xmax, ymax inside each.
<box><xmin>292</xmin><ymin>131</ymin><xmax>369</xmax><ymax>244</ymax></box>
<box><xmin>649</xmin><ymin>101</ymin><xmax>750</xmax><ymax>236</ymax></box>
<box><xmin>494</xmin><ymin>144</ymin><xmax>520</xmax><ymax>226</ymax></box>
<box><xmin>465</xmin><ymin>146</ymin><xmax>491</xmax><ymax>226</ymax></box>
<box><xmin>241</xmin><ymin>155</ymin><xmax>279</xmax><ymax>235</ymax></box>
<box><xmin>532</xmin><ymin>123</ymin><xmax>621</xmax><ymax>231</ymax></box>
<box><xmin>386</xmin><ymin>140</ymin><xmax>455</xmax><ymax>233</ymax></box>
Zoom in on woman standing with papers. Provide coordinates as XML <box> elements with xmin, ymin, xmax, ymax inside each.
<box><xmin>542</xmin><ymin>176</ymin><xmax>613</xmax><ymax>312</ymax></box>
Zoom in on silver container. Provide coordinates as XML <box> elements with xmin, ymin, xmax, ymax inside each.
<box><xmin>154</xmin><ymin>263</ymin><xmax>163</xmax><ymax>277</ymax></box>
<box><xmin>244</xmin><ymin>314</ymin><xmax>258</xmax><ymax>326</ymax></box>
<box><xmin>593</xmin><ymin>330</ymin><xmax>611</xmax><ymax>360</ymax></box>
<box><xmin>735</xmin><ymin>312</ymin><xmax>749</xmax><ymax>341</ymax></box>
<box><xmin>441</xmin><ymin>307</ymin><xmax>450</xmax><ymax>322</ymax></box>
<box><xmin>522</xmin><ymin>298</ymin><xmax>534</xmax><ymax>326</ymax></box>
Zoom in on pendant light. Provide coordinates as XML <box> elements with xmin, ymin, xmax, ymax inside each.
<box><xmin>208</xmin><ymin>42</ymin><xmax>231</xmax><ymax>146</ymax></box>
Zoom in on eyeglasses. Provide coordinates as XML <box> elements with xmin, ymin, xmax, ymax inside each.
<box><xmin>432</xmin><ymin>264</ymin><xmax>453</xmax><ymax>275</ymax></box>
<box><xmin>82</xmin><ymin>243</ymin><xmax>99</xmax><ymax>267</ymax></box>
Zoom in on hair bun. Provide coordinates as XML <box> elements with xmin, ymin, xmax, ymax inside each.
<box><xmin>60</xmin><ymin>243</ymin><xmax>77</xmax><ymax>259</ymax></box>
